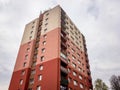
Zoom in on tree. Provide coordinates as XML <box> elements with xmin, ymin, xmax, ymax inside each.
<box><xmin>110</xmin><ymin>75</ymin><xmax>120</xmax><ymax>90</ymax></box>
<box><xmin>94</xmin><ymin>79</ymin><xmax>108</xmax><ymax>90</ymax></box>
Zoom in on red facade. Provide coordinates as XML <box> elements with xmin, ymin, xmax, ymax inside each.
<box><xmin>9</xmin><ymin>6</ymin><xmax>92</xmax><ymax>90</ymax></box>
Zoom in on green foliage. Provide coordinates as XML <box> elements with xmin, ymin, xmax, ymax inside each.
<box><xmin>94</xmin><ymin>79</ymin><xmax>108</xmax><ymax>90</ymax></box>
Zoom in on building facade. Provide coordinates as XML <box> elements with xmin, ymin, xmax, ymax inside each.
<box><xmin>9</xmin><ymin>5</ymin><xmax>92</xmax><ymax>90</ymax></box>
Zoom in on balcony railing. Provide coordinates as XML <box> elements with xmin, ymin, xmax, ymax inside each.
<box><xmin>61</xmin><ymin>29</ymin><xmax>67</xmax><ymax>36</ymax></box>
<box><xmin>61</xmin><ymin>77</ymin><xmax>68</xmax><ymax>86</ymax></box>
<box><xmin>61</xmin><ymin>57</ymin><xmax>68</xmax><ymax>65</ymax></box>
<box><xmin>60</xmin><ymin>52</ymin><xmax>67</xmax><ymax>60</ymax></box>
<box><xmin>61</xmin><ymin>66</ymin><xmax>68</xmax><ymax>74</ymax></box>
<box><xmin>61</xmin><ymin>42</ymin><xmax>67</xmax><ymax>50</ymax></box>
<box><xmin>61</xmin><ymin>35</ymin><xmax>67</xmax><ymax>43</ymax></box>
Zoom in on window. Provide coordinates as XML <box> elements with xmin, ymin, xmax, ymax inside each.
<box><xmin>80</xmin><ymin>46</ymin><xmax>82</xmax><ymax>49</ymax></box>
<box><xmin>72</xmin><ymin>55</ymin><xmax>76</xmax><ymax>60</ymax></box>
<box><xmin>78</xmin><ymin>60</ymin><xmax>81</xmax><ymax>64</ymax></box>
<box><xmin>45</xmin><ymin>18</ymin><xmax>48</xmax><ymax>21</ymax></box>
<box><xmin>67</xmin><ymin>44</ymin><xmax>70</xmax><ymax>47</ymax></box>
<box><xmin>71</xmin><ymin>36</ymin><xmax>74</xmax><ymax>40</ymax></box>
<box><xmin>31</xmin><ymin>31</ymin><xmax>33</xmax><ymax>34</ymax></box>
<box><xmin>72</xmin><ymin>63</ymin><xmax>76</xmax><ymax>68</ymax></box>
<box><xmin>36</xmin><ymin>85</ymin><xmax>41</xmax><ymax>90</ymax></box>
<box><xmin>73</xmin><ymin>80</ymin><xmax>78</xmax><ymax>86</ymax></box>
<box><xmin>44</xmin><ymin>28</ymin><xmax>47</xmax><ymax>32</ymax></box>
<box><xmin>41</xmin><ymin>56</ymin><xmax>45</xmax><ymax>61</ymax></box>
<box><xmin>43</xmin><ymin>34</ymin><xmax>47</xmax><ymax>39</ymax></box>
<box><xmin>81</xmin><ymin>57</ymin><xmax>83</xmax><ymax>59</ymax></box>
<box><xmin>80</xmin><ymin>84</ymin><xmax>84</xmax><ymax>88</ymax></box>
<box><xmin>68</xmin><ymin>68</ymin><xmax>70</xmax><ymax>73</ymax></box>
<box><xmin>34</xmin><ymin>54</ymin><xmax>37</xmax><ymax>59</ymax></box>
<box><xmin>75</xmin><ymin>36</ymin><xmax>78</xmax><ymax>40</ymax></box>
<box><xmin>45</xmin><ymin>23</ymin><xmax>48</xmax><ymax>26</ymax></box>
<box><xmin>23</xmin><ymin>62</ymin><xmax>27</xmax><ymax>67</ymax></box>
<box><xmin>70</xmin><ymin>26</ymin><xmax>73</xmax><ymax>30</ymax></box>
<box><xmin>38</xmin><ymin>75</ymin><xmax>42</xmax><ymax>81</ymax></box>
<box><xmin>68</xmin><ymin>77</ymin><xmax>71</xmax><ymax>83</ymax></box>
<box><xmin>83</xmin><ymin>70</ymin><xmax>85</xmax><ymax>72</ymax></box>
<box><xmin>46</xmin><ymin>13</ymin><xmax>49</xmax><ymax>16</ymax></box>
<box><xmin>75</xmin><ymin>31</ymin><xmax>78</xmax><ymax>35</ymax></box>
<box><xmin>26</xmin><ymin>48</ymin><xmax>30</xmax><ymax>52</ymax></box>
<box><xmin>31</xmin><ymin>69</ymin><xmax>35</xmax><ymax>75</ymax></box>
<box><xmin>67</xmin><ymin>52</ymin><xmax>70</xmax><ymax>56</ymax></box>
<box><xmin>68</xmin><ymin>59</ymin><xmax>70</xmax><ymax>63</ymax></box>
<box><xmin>77</xmin><ymin>53</ymin><xmax>80</xmax><ymax>57</ymax></box>
<box><xmin>32</xmin><ymin>61</ymin><xmax>36</xmax><ymax>67</ymax></box>
<box><xmin>73</xmin><ymin>71</ymin><xmax>77</xmax><ymax>76</ymax></box>
<box><xmin>29</xmin><ymin>36</ymin><xmax>32</xmax><ymax>40</ymax></box>
<box><xmin>78</xmin><ymin>67</ymin><xmax>81</xmax><ymax>71</ymax></box>
<box><xmin>39</xmin><ymin>65</ymin><xmax>43</xmax><ymax>70</ymax></box>
<box><xmin>68</xmin><ymin>88</ymin><xmax>72</xmax><ymax>90</ymax></box>
<box><xmin>21</xmin><ymin>70</ymin><xmax>25</xmax><ymax>75</ymax></box>
<box><xmin>29</xmin><ymin>78</ymin><xmax>34</xmax><ymax>84</ymax></box>
<box><xmin>70</xmin><ymin>30</ymin><xmax>74</xmax><ymax>35</ymax></box>
<box><xmin>20</xmin><ymin>79</ymin><xmax>23</xmax><ymax>85</ymax></box>
<box><xmin>42</xmin><ymin>41</ymin><xmax>46</xmax><ymax>45</ymax></box>
<box><xmin>76</xmin><ymin>41</ymin><xmax>79</xmax><ymax>45</ymax></box>
<box><xmin>79</xmin><ymin>75</ymin><xmax>82</xmax><ymax>80</ymax></box>
<box><xmin>32</xmin><ymin>26</ymin><xmax>34</xmax><ymax>28</ymax></box>
<box><xmin>28</xmin><ymin>88</ymin><xmax>32</xmax><ymax>90</ymax></box>
<box><xmin>71</xmin><ymin>48</ymin><xmax>75</xmax><ymax>53</ymax></box>
<box><xmin>78</xmin><ymin>67</ymin><xmax>82</xmax><ymax>72</ymax></box>
<box><xmin>25</xmin><ymin>55</ymin><xmax>28</xmax><ymax>60</ymax></box>
<box><xmin>33</xmin><ymin>21</ymin><xmax>35</xmax><ymax>24</ymax></box>
<box><xmin>41</xmin><ymin>48</ymin><xmax>45</xmax><ymax>53</ymax></box>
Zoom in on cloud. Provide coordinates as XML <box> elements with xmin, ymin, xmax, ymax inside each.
<box><xmin>0</xmin><ymin>0</ymin><xmax>120</xmax><ymax>89</ymax></box>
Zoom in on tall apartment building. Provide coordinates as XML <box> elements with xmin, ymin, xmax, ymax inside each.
<box><xmin>9</xmin><ymin>5</ymin><xmax>92</xmax><ymax>90</ymax></box>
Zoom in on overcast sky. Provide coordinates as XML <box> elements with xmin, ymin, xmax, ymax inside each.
<box><xmin>0</xmin><ymin>0</ymin><xmax>120</xmax><ymax>89</ymax></box>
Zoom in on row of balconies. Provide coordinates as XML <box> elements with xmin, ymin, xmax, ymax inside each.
<box><xmin>28</xmin><ymin>18</ymin><xmax>43</xmax><ymax>89</ymax></box>
<box><xmin>60</xmin><ymin>51</ymin><xmax>68</xmax><ymax>87</ymax></box>
<box><xmin>60</xmin><ymin>19</ymin><xmax>69</xmax><ymax>88</ymax></box>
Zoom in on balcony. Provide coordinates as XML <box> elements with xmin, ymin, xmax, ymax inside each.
<box><xmin>35</xmin><ymin>43</ymin><xmax>39</xmax><ymax>48</ymax></box>
<box><xmin>61</xmin><ymin>66</ymin><xmax>68</xmax><ymax>74</ymax></box>
<box><xmin>60</xmin><ymin>52</ymin><xmax>67</xmax><ymax>60</ymax></box>
<box><xmin>39</xmin><ymin>22</ymin><xmax>42</xmax><ymax>26</ymax></box>
<box><xmin>61</xmin><ymin>29</ymin><xmax>67</xmax><ymax>36</ymax></box>
<box><xmin>60</xmin><ymin>85</ymin><xmax>67</xmax><ymax>90</ymax></box>
<box><xmin>61</xmin><ymin>41</ymin><xmax>67</xmax><ymax>50</ymax></box>
<box><xmin>36</xmin><ymin>38</ymin><xmax>40</xmax><ymax>42</ymax></box>
<box><xmin>61</xmin><ymin>34</ymin><xmax>67</xmax><ymax>43</ymax></box>
<box><xmin>37</xmin><ymin>30</ymin><xmax>41</xmax><ymax>34</ymax></box>
<box><xmin>61</xmin><ymin>77</ymin><xmax>68</xmax><ymax>86</ymax></box>
<box><xmin>34</xmin><ymin>50</ymin><xmax>38</xmax><ymax>54</ymax></box>
<box><xmin>61</xmin><ymin>57</ymin><xmax>68</xmax><ymax>65</ymax></box>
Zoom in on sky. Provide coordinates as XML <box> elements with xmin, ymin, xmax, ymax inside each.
<box><xmin>0</xmin><ymin>0</ymin><xmax>120</xmax><ymax>89</ymax></box>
